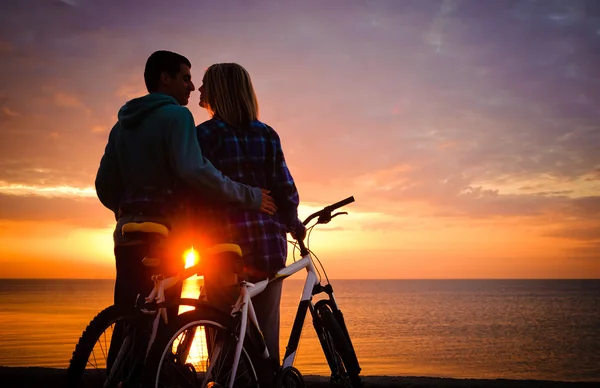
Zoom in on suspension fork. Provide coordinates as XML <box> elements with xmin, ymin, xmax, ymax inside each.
<box><xmin>310</xmin><ymin>302</ymin><xmax>339</xmax><ymax>374</ymax></box>
<box><xmin>313</xmin><ymin>284</ymin><xmax>352</xmax><ymax>345</ymax></box>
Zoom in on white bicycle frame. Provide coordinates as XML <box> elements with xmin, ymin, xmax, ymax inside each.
<box><xmin>115</xmin><ymin>196</ymin><xmax>356</xmax><ymax>388</ymax></box>
<box><xmin>145</xmin><ymin>250</ymin><xmax>323</xmax><ymax>388</ymax></box>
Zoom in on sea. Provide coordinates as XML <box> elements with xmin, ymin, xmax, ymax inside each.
<box><xmin>0</xmin><ymin>278</ymin><xmax>598</xmax><ymax>382</ymax></box>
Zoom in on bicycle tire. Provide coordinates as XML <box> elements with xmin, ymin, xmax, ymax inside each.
<box><xmin>66</xmin><ymin>304</ymin><xmax>148</xmax><ymax>388</ymax></box>
<box><xmin>142</xmin><ymin>306</ymin><xmax>262</xmax><ymax>388</ymax></box>
<box><xmin>317</xmin><ymin>305</ymin><xmax>362</xmax><ymax>388</ymax></box>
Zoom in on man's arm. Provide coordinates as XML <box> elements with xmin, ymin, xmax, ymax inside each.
<box><xmin>167</xmin><ymin>107</ymin><xmax>269</xmax><ymax>211</ymax></box>
<box><xmin>95</xmin><ymin>124</ymin><xmax>124</xmax><ymax>219</ymax></box>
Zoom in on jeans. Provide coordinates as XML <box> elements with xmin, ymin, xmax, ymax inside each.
<box><xmin>107</xmin><ymin>243</ymin><xmax>184</xmax><ymax>373</ymax></box>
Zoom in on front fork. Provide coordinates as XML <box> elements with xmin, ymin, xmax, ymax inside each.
<box><xmin>310</xmin><ymin>302</ymin><xmax>338</xmax><ymax>375</ymax></box>
<box><xmin>310</xmin><ymin>283</ymin><xmax>349</xmax><ymax>374</ymax></box>
<box><xmin>311</xmin><ymin>283</ymin><xmax>352</xmax><ymax>340</ymax></box>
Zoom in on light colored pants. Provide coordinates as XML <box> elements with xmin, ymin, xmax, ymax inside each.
<box><xmin>203</xmin><ymin>267</ymin><xmax>283</xmax><ymax>364</ymax></box>
<box><xmin>250</xmin><ymin>279</ymin><xmax>283</xmax><ymax>364</ymax></box>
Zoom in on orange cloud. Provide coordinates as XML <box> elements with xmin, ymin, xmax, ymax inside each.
<box><xmin>0</xmin><ymin>182</ymin><xmax>96</xmax><ymax>198</ymax></box>
<box><xmin>53</xmin><ymin>92</ymin><xmax>92</xmax><ymax>114</ymax></box>
<box><xmin>0</xmin><ymin>192</ymin><xmax>113</xmax><ymax>229</ymax></box>
<box><xmin>353</xmin><ymin>164</ymin><xmax>413</xmax><ymax>190</ymax></box>
<box><xmin>1</xmin><ymin>106</ymin><xmax>20</xmax><ymax>118</ymax></box>
<box><xmin>116</xmin><ymin>84</ymin><xmax>146</xmax><ymax>100</ymax></box>
<box><xmin>584</xmin><ymin>168</ymin><xmax>600</xmax><ymax>181</ymax></box>
<box><xmin>115</xmin><ymin>72</ymin><xmax>146</xmax><ymax>100</ymax></box>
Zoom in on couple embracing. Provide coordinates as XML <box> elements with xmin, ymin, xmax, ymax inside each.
<box><xmin>95</xmin><ymin>50</ymin><xmax>304</xmax><ymax>383</ymax></box>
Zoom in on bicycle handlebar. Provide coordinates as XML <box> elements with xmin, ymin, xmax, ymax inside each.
<box><xmin>302</xmin><ymin>196</ymin><xmax>355</xmax><ymax>226</ymax></box>
<box><xmin>297</xmin><ymin>196</ymin><xmax>355</xmax><ymax>256</ymax></box>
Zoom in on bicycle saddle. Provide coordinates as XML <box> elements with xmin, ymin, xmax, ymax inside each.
<box><xmin>121</xmin><ymin>221</ymin><xmax>170</xmax><ymax>238</ymax></box>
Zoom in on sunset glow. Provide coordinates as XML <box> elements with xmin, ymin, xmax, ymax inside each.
<box><xmin>0</xmin><ymin>182</ymin><xmax>96</xmax><ymax>198</ymax></box>
<box><xmin>0</xmin><ymin>1</ymin><xmax>598</xmax><ymax>279</ymax></box>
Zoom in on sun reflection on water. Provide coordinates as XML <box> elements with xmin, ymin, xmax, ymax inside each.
<box><xmin>177</xmin><ymin>247</ymin><xmax>209</xmax><ymax>370</ymax></box>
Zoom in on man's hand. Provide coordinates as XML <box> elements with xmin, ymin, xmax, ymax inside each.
<box><xmin>260</xmin><ymin>189</ymin><xmax>277</xmax><ymax>215</ymax></box>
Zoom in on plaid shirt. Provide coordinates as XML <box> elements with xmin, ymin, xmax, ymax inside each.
<box><xmin>195</xmin><ymin>118</ymin><xmax>302</xmax><ymax>274</ymax></box>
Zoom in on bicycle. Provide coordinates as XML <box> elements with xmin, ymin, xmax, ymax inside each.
<box><xmin>66</xmin><ymin>196</ymin><xmax>361</xmax><ymax>388</ymax></box>
<box><xmin>141</xmin><ymin>196</ymin><xmax>362</xmax><ymax>388</ymax></box>
<box><xmin>65</xmin><ymin>221</ymin><xmax>249</xmax><ymax>388</ymax></box>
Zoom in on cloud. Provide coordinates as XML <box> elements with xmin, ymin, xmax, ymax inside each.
<box><xmin>1</xmin><ymin>106</ymin><xmax>19</xmax><ymax>117</ymax></box>
<box><xmin>563</xmin><ymin>241</ymin><xmax>600</xmax><ymax>260</ymax></box>
<box><xmin>0</xmin><ymin>98</ymin><xmax>20</xmax><ymax>122</ymax></box>
<box><xmin>584</xmin><ymin>168</ymin><xmax>600</xmax><ymax>181</ymax></box>
<box><xmin>310</xmin><ymin>226</ymin><xmax>344</xmax><ymax>233</ymax></box>
<box><xmin>0</xmin><ymin>160</ymin><xmax>97</xmax><ymax>188</ymax></box>
<box><xmin>53</xmin><ymin>92</ymin><xmax>91</xmax><ymax>114</ymax></box>
<box><xmin>544</xmin><ymin>226</ymin><xmax>600</xmax><ymax>242</ymax></box>
<box><xmin>0</xmin><ymin>181</ymin><xmax>96</xmax><ymax>198</ymax></box>
<box><xmin>115</xmin><ymin>74</ymin><xmax>146</xmax><ymax>100</ymax></box>
<box><xmin>0</xmin><ymin>193</ymin><xmax>113</xmax><ymax>228</ymax></box>
<box><xmin>59</xmin><ymin>0</ymin><xmax>78</xmax><ymax>6</ymax></box>
<box><xmin>0</xmin><ymin>0</ymin><xmax>598</xmax><ymax>237</ymax></box>
<box><xmin>0</xmin><ymin>181</ymin><xmax>111</xmax><ymax>227</ymax></box>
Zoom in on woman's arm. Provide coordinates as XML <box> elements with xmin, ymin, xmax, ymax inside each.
<box><xmin>269</xmin><ymin>129</ymin><xmax>305</xmax><ymax>238</ymax></box>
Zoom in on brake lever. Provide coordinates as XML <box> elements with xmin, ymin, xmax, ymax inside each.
<box><xmin>331</xmin><ymin>211</ymin><xmax>348</xmax><ymax>219</ymax></box>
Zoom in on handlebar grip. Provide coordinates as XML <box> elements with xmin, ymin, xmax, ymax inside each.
<box><xmin>327</xmin><ymin>196</ymin><xmax>355</xmax><ymax>212</ymax></box>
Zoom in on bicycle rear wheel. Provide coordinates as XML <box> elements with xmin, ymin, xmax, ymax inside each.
<box><xmin>142</xmin><ymin>307</ymin><xmax>260</xmax><ymax>388</ymax></box>
<box><xmin>316</xmin><ymin>304</ymin><xmax>362</xmax><ymax>388</ymax></box>
<box><xmin>66</xmin><ymin>304</ymin><xmax>149</xmax><ymax>388</ymax></box>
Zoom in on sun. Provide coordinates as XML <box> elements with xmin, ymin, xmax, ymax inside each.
<box><xmin>183</xmin><ymin>247</ymin><xmax>199</xmax><ymax>269</ymax></box>
<box><xmin>178</xmin><ymin>246</ymin><xmax>208</xmax><ymax>368</ymax></box>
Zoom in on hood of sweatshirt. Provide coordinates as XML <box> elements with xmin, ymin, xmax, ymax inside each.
<box><xmin>117</xmin><ymin>93</ymin><xmax>179</xmax><ymax>129</ymax></box>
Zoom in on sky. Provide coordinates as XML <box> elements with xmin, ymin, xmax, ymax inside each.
<box><xmin>0</xmin><ymin>0</ymin><xmax>598</xmax><ymax>279</ymax></box>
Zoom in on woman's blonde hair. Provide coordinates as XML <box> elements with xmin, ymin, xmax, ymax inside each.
<box><xmin>202</xmin><ymin>63</ymin><xmax>259</xmax><ymax>128</ymax></box>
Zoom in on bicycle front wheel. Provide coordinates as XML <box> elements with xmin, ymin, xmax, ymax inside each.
<box><xmin>143</xmin><ymin>307</ymin><xmax>260</xmax><ymax>388</ymax></box>
<box><xmin>66</xmin><ymin>304</ymin><xmax>148</xmax><ymax>388</ymax></box>
<box><xmin>317</xmin><ymin>304</ymin><xmax>362</xmax><ymax>387</ymax></box>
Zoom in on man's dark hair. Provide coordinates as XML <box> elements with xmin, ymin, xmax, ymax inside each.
<box><xmin>144</xmin><ymin>50</ymin><xmax>192</xmax><ymax>93</ymax></box>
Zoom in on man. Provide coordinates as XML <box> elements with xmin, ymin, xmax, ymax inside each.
<box><xmin>95</xmin><ymin>50</ymin><xmax>277</xmax><ymax>316</ymax></box>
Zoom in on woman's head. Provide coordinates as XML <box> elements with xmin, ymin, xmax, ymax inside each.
<box><xmin>199</xmin><ymin>63</ymin><xmax>259</xmax><ymax>128</ymax></box>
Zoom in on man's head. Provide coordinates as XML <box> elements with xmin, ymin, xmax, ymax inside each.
<box><xmin>144</xmin><ymin>50</ymin><xmax>195</xmax><ymax>106</ymax></box>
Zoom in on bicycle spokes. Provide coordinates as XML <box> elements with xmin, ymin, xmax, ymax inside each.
<box><xmin>155</xmin><ymin>321</ymin><xmax>256</xmax><ymax>388</ymax></box>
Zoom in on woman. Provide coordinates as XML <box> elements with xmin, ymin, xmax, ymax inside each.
<box><xmin>195</xmin><ymin>63</ymin><xmax>305</xmax><ymax>373</ymax></box>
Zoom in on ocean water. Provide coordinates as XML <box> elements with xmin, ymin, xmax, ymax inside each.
<box><xmin>0</xmin><ymin>278</ymin><xmax>598</xmax><ymax>382</ymax></box>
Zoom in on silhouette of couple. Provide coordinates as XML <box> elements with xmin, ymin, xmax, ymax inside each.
<box><xmin>95</xmin><ymin>50</ymin><xmax>305</xmax><ymax>384</ymax></box>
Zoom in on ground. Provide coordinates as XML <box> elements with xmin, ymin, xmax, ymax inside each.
<box><xmin>0</xmin><ymin>367</ymin><xmax>597</xmax><ymax>388</ymax></box>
